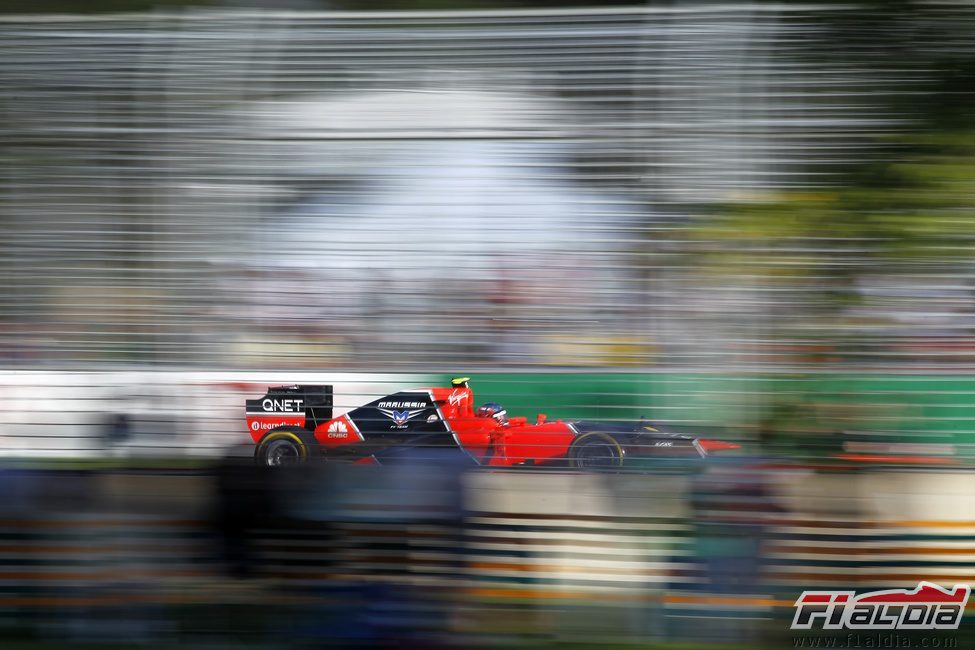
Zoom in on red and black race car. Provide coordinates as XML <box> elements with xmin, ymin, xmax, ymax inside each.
<box><xmin>247</xmin><ymin>378</ymin><xmax>739</xmax><ymax>469</ymax></box>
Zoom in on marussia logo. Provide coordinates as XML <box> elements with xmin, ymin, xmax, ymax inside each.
<box><xmin>378</xmin><ymin>408</ymin><xmax>425</xmax><ymax>426</ymax></box>
<box><xmin>792</xmin><ymin>582</ymin><xmax>971</xmax><ymax>630</ymax></box>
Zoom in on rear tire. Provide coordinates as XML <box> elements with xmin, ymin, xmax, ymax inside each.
<box><xmin>568</xmin><ymin>432</ymin><xmax>624</xmax><ymax>470</ymax></box>
<box><xmin>255</xmin><ymin>429</ymin><xmax>312</xmax><ymax>467</ymax></box>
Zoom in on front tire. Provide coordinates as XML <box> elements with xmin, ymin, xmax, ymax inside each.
<box><xmin>255</xmin><ymin>429</ymin><xmax>311</xmax><ymax>467</ymax></box>
<box><xmin>568</xmin><ymin>432</ymin><xmax>625</xmax><ymax>470</ymax></box>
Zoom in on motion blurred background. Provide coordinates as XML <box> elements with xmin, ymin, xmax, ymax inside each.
<box><xmin>1</xmin><ymin>1</ymin><xmax>975</xmax><ymax>648</ymax></box>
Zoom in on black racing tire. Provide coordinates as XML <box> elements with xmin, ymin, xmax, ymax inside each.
<box><xmin>568</xmin><ymin>432</ymin><xmax>625</xmax><ymax>470</ymax></box>
<box><xmin>255</xmin><ymin>429</ymin><xmax>314</xmax><ymax>468</ymax></box>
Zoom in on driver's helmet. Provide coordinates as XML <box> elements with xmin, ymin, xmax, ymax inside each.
<box><xmin>476</xmin><ymin>402</ymin><xmax>507</xmax><ymax>424</ymax></box>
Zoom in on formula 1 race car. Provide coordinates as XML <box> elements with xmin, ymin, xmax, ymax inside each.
<box><xmin>247</xmin><ymin>378</ymin><xmax>739</xmax><ymax>469</ymax></box>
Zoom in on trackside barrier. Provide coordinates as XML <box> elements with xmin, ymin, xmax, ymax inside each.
<box><xmin>0</xmin><ymin>371</ymin><xmax>431</xmax><ymax>458</ymax></box>
<box><xmin>2</xmin><ymin>370</ymin><xmax>975</xmax><ymax>462</ymax></box>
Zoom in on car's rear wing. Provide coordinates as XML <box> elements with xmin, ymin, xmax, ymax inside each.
<box><xmin>245</xmin><ymin>385</ymin><xmax>333</xmax><ymax>432</ymax></box>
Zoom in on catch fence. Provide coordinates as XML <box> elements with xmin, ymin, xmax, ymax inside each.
<box><xmin>0</xmin><ymin>5</ymin><xmax>936</xmax><ymax>370</ymax></box>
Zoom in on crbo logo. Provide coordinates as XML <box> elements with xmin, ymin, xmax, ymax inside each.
<box><xmin>792</xmin><ymin>582</ymin><xmax>971</xmax><ymax>631</ymax></box>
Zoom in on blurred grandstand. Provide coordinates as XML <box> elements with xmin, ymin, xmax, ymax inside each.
<box><xmin>0</xmin><ymin>4</ymin><xmax>941</xmax><ymax>370</ymax></box>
